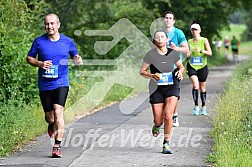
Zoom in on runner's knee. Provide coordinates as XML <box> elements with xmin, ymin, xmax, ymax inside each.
<box><xmin>45</xmin><ymin>114</ymin><xmax>54</xmax><ymax>124</ymax></box>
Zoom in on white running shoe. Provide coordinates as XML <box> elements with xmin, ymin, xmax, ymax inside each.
<box><xmin>172</xmin><ymin>113</ymin><xmax>179</xmax><ymax>127</ymax></box>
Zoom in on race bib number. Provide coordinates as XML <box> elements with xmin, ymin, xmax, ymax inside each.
<box><xmin>157</xmin><ymin>72</ymin><xmax>174</xmax><ymax>85</ymax></box>
<box><xmin>42</xmin><ymin>65</ymin><xmax>58</xmax><ymax>78</ymax></box>
<box><xmin>191</xmin><ymin>57</ymin><xmax>203</xmax><ymax>65</ymax></box>
<box><xmin>232</xmin><ymin>44</ymin><xmax>237</xmax><ymax>49</ymax></box>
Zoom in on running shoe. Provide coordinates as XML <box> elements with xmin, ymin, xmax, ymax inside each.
<box><xmin>201</xmin><ymin>106</ymin><xmax>207</xmax><ymax>115</ymax></box>
<box><xmin>172</xmin><ymin>114</ymin><xmax>179</xmax><ymax>127</ymax></box>
<box><xmin>192</xmin><ymin>106</ymin><xmax>199</xmax><ymax>115</ymax></box>
<box><xmin>52</xmin><ymin>145</ymin><xmax>62</xmax><ymax>158</ymax></box>
<box><xmin>48</xmin><ymin>123</ymin><xmax>54</xmax><ymax>138</ymax></box>
<box><xmin>152</xmin><ymin>125</ymin><xmax>160</xmax><ymax>137</ymax></box>
<box><xmin>162</xmin><ymin>142</ymin><xmax>172</xmax><ymax>154</ymax></box>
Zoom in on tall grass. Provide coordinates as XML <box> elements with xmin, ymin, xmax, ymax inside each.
<box><xmin>210</xmin><ymin>60</ymin><xmax>252</xmax><ymax>166</ymax></box>
<box><xmin>0</xmin><ymin>101</ymin><xmax>46</xmax><ymax>156</ymax></box>
<box><xmin>209</xmin><ymin>23</ymin><xmax>252</xmax><ymax>166</ymax></box>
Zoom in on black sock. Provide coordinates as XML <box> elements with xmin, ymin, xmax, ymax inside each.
<box><xmin>200</xmin><ymin>92</ymin><xmax>206</xmax><ymax>107</ymax></box>
<box><xmin>192</xmin><ymin>89</ymin><xmax>199</xmax><ymax>106</ymax></box>
<box><xmin>163</xmin><ymin>140</ymin><xmax>169</xmax><ymax>144</ymax></box>
<box><xmin>55</xmin><ymin>140</ymin><xmax>61</xmax><ymax>146</ymax></box>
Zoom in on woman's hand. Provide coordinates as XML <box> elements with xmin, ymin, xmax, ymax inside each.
<box><xmin>195</xmin><ymin>46</ymin><xmax>201</xmax><ymax>53</ymax></box>
<box><xmin>152</xmin><ymin>73</ymin><xmax>161</xmax><ymax>81</ymax></box>
<box><xmin>175</xmin><ymin>70</ymin><xmax>183</xmax><ymax>81</ymax></box>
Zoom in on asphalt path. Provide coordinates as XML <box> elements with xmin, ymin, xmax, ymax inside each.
<box><xmin>0</xmin><ymin>56</ymin><xmax>243</xmax><ymax>167</ymax></box>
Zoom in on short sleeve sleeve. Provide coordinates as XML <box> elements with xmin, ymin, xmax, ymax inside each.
<box><xmin>27</xmin><ymin>39</ymin><xmax>38</xmax><ymax>58</ymax></box>
<box><xmin>69</xmin><ymin>40</ymin><xmax>79</xmax><ymax>58</ymax></box>
<box><xmin>143</xmin><ymin>51</ymin><xmax>152</xmax><ymax>65</ymax></box>
<box><xmin>177</xmin><ymin>29</ymin><xmax>187</xmax><ymax>45</ymax></box>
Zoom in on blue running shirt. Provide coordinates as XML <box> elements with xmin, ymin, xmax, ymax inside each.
<box><xmin>28</xmin><ymin>34</ymin><xmax>78</xmax><ymax>91</ymax></box>
<box><xmin>166</xmin><ymin>27</ymin><xmax>187</xmax><ymax>47</ymax></box>
<box><xmin>165</xmin><ymin>27</ymin><xmax>187</xmax><ymax>68</ymax></box>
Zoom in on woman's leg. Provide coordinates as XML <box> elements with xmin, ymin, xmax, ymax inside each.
<box><xmin>151</xmin><ymin>103</ymin><xmax>164</xmax><ymax>137</ymax></box>
<box><xmin>151</xmin><ymin>103</ymin><xmax>164</xmax><ymax>126</ymax></box>
<box><xmin>163</xmin><ymin>96</ymin><xmax>177</xmax><ymax>142</ymax></box>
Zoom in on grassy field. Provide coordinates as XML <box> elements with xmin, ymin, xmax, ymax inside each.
<box><xmin>208</xmin><ymin>24</ymin><xmax>252</xmax><ymax>166</ymax></box>
<box><xmin>221</xmin><ymin>24</ymin><xmax>247</xmax><ymax>40</ymax></box>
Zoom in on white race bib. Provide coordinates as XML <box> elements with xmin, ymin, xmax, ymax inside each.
<box><xmin>157</xmin><ymin>72</ymin><xmax>174</xmax><ymax>85</ymax></box>
<box><xmin>42</xmin><ymin>65</ymin><xmax>58</xmax><ymax>78</ymax></box>
<box><xmin>191</xmin><ymin>57</ymin><xmax>203</xmax><ymax>65</ymax></box>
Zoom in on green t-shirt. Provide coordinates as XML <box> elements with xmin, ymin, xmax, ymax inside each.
<box><xmin>188</xmin><ymin>37</ymin><xmax>207</xmax><ymax>70</ymax></box>
<box><xmin>231</xmin><ymin>39</ymin><xmax>239</xmax><ymax>49</ymax></box>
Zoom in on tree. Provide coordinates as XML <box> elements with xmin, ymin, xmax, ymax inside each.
<box><xmin>45</xmin><ymin>0</ymin><xmax>156</xmax><ymax>60</ymax></box>
<box><xmin>0</xmin><ymin>0</ymin><xmax>48</xmax><ymax>103</ymax></box>
<box><xmin>143</xmin><ymin>0</ymin><xmax>245</xmax><ymax>40</ymax></box>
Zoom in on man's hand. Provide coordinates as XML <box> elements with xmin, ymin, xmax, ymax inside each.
<box><xmin>170</xmin><ymin>42</ymin><xmax>177</xmax><ymax>50</ymax></box>
<box><xmin>41</xmin><ymin>60</ymin><xmax>53</xmax><ymax>70</ymax></box>
<box><xmin>73</xmin><ymin>55</ymin><xmax>83</xmax><ymax>65</ymax></box>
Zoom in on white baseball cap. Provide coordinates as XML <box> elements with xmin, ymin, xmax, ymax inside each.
<box><xmin>190</xmin><ymin>23</ymin><xmax>201</xmax><ymax>30</ymax></box>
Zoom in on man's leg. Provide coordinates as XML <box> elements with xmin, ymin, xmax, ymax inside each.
<box><xmin>53</xmin><ymin>104</ymin><xmax>65</xmax><ymax>142</ymax></box>
<box><xmin>45</xmin><ymin>111</ymin><xmax>55</xmax><ymax>138</ymax></box>
<box><xmin>51</xmin><ymin>86</ymin><xmax>69</xmax><ymax>158</ymax></box>
<box><xmin>40</xmin><ymin>90</ymin><xmax>55</xmax><ymax>138</ymax></box>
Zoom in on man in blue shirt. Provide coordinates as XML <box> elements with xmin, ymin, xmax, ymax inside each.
<box><xmin>163</xmin><ymin>11</ymin><xmax>189</xmax><ymax>127</ymax></box>
<box><xmin>27</xmin><ymin>13</ymin><xmax>83</xmax><ymax>158</ymax></box>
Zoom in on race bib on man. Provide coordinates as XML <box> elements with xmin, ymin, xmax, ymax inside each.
<box><xmin>191</xmin><ymin>57</ymin><xmax>203</xmax><ymax>65</ymax></box>
<box><xmin>42</xmin><ymin>65</ymin><xmax>58</xmax><ymax>78</ymax></box>
<box><xmin>157</xmin><ymin>72</ymin><xmax>174</xmax><ymax>85</ymax></box>
<box><xmin>232</xmin><ymin>44</ymin><xmax>237</xmax><ymax>49</ymax></box>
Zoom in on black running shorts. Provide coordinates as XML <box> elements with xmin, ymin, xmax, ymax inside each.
<box><xmin>39</xmin><ymin>86</ymin><xmax>69</xmax><ymax>112</ymax></box>
<box><xmin>149</xmin><ymin>85</ymin><xmax>180</xmax><ymax>104</ymax></box>
<box><xmin>232</xmin><ymin>48</ymin><xmax>238</xmax><ymax>53</ymax></box>
<box><xmin>186</xmin><ymin>63</ymin><xmax>209</xmax><ymax>82</ymax></box>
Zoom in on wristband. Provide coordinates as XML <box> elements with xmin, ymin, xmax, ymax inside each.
<box><xmin>200</xmin><ymin>50</ymin><xmax>203</xmax><ymax>53</ymax></box>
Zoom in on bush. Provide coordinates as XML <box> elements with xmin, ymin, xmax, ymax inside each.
<box><xmin>0</xmin><ymin>0</ymin><xmax>39</xmax><ymax>103</ymax></box>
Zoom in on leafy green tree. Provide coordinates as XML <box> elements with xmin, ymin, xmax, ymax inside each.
<box><xmin>242</xmin><ymin>9</ymin><xmax>252</xmax><ymax>40</ymax></box>
<box><xmin>143</xmin><ymin>0</ymin><xmax>243</xmax><ymax>39</ymax></box>
<box><xmin>45</xmin><ymin>0</ymin><xmax>156</xmax><ymax>60</ymax></box>
<box><xmin>0</xmin><ymin>0</ymin><xmax>47</xmax><ymax>103</ymax></box>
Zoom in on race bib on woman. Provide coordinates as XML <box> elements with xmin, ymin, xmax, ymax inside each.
<box><xmin>157</xmin><ymin>72</ymin><xmax>174</xmax><ymax>85</ymax></box>
<box><xmin>42</xmin><ymin>65</ymin><xmax>58</xmax><ymax>78</ymax></box>
<box><xmin>191</xmin><ymin>57</ymin><xmax>203</xmax><ymax>65</ymax></box>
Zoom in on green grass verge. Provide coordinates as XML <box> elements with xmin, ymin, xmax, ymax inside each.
<box><xmin>0</xmin><ymin>100</ymin><xmax>46</xmax><ymax>156</ymax></box>
<box><xmin>209</xmin><ymin>60</ymin><xmax>252</xmax><ymax>166</ymax></box>
<box><xmin>208</xmin><ymin>24</ymin><xmax>252</xmax><ymax>166</ymax></box>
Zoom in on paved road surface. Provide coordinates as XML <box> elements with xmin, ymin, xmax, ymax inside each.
<box><xmin>0</xmin><ymin>57</ymin><xmax>241</xmax><ymax>167</ymax></box>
